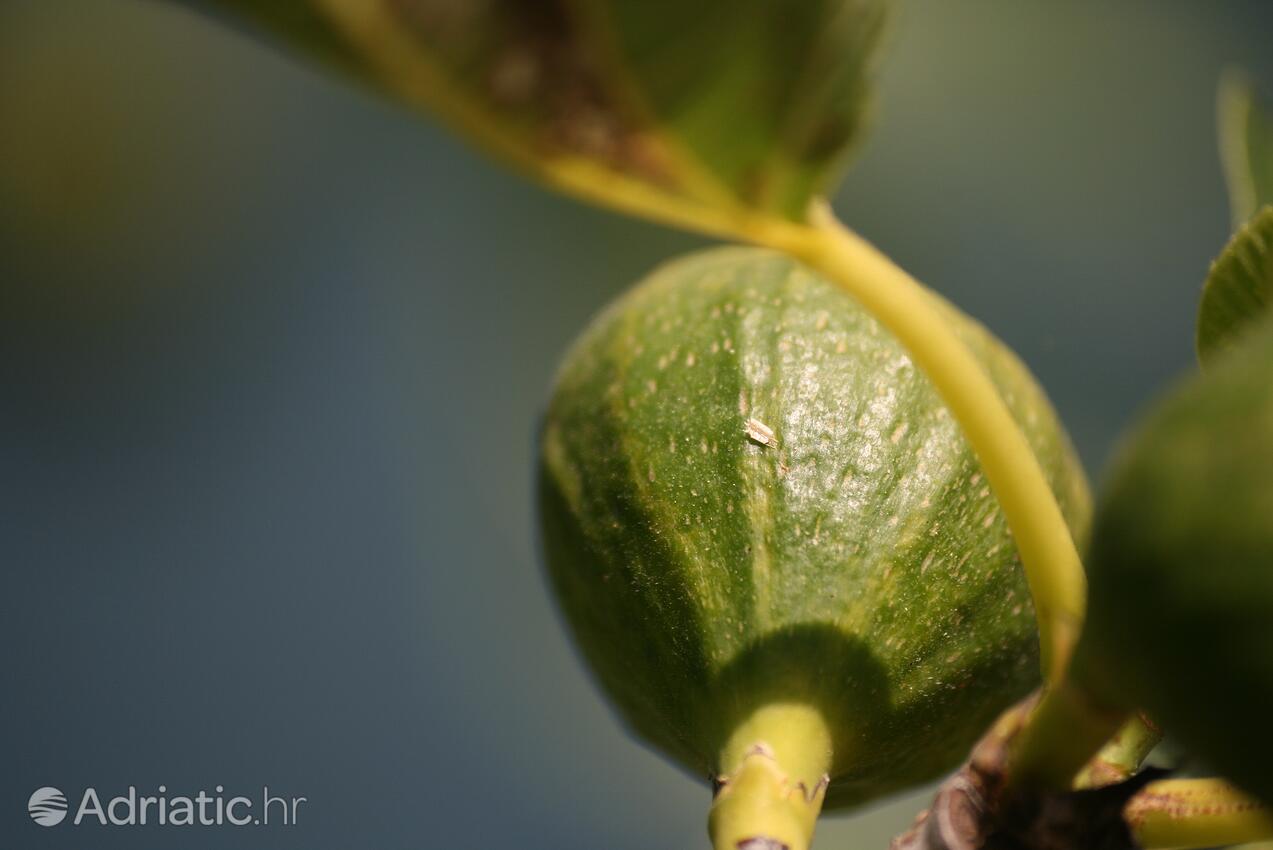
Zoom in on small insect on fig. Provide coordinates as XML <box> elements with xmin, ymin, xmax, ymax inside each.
<box><xmin>744</xmin><ymin>418</ymin><xmax>779</xmax><ymax>448</ymax></box>
<box><xmin>538</xmin><ymin>248</ymin><xmax>1089</xmax><ymax>850</ymax></box>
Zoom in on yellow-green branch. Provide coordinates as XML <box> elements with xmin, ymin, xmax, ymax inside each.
<box><xmin>1127</xmin><ymin>778</ymin><xmax>1273</xmax><ymax>850</ymax></box>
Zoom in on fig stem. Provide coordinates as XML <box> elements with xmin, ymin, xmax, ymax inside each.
<box><xmin>1125</xmin><ymin>778</ymin><xmax>1273</xmax><ymax>849</ymax></box>
<box><xmin>709</xmin><ymin>703</ymin><xmax>832</xmax><ymax>850</ymax></box>
<box><xmin>1074</xmin><ymin>713</ymin><xmax>1162</xmax><ymax>789</ymax></box>
<box><xmin>1007</xmin><ymin>679</ymin><xmax>1128</xmax><ymax>789</ymax></box>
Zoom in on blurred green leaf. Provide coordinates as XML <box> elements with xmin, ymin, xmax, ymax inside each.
<box><xmin>1219</xmin><ymin>71</ymin><xmax>1273</xmax><ymax>229</ymax></box>
<box><xmin>1076</xmin><ymin>317</ymin><xmax>1273</xmax><ymax>805</ymax></box>
<box><xmin>177</xmin><ymin>0</ymin><xmax>890</xmax><ymax>232</ymax></box>
<box><xmin>1196</xmin><ymin>205</ymin><xmax>1273</xmax><ymax>367</ymax></box>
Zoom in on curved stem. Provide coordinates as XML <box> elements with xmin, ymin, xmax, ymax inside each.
<box><xmin>747</xmin><ymin>206</ymin><xmax>1101</xmax><ymax>796</ymax></box>
<box><xmin>744</xmin><ymin>204</ymin><xmax>1087</xmax><ymax>685</ymax></box>
<box><xmin>709</xmin><ymin>704</ymin><xmax>832</xmax><ymax>850</ymax></box>
<box><xmin>1126</xmin><ymin>778</ymin><xmax>1273</xmax><ymax>850</ymax></box>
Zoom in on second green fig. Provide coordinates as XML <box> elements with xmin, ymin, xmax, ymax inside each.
<box><xmin>1076</xmin><ymin>317</ymin><xmax>1273</xmax><ymax>806</ymax></box>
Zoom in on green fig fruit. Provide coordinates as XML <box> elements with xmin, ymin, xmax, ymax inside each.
<box><xmin>537</xmin><ymin>247</ymin><xmax>1089</xmax><ymax>849</ymax></box>
<box><xmin>1074</xmin><ymin>316</ymin><xmax>1273</xmax><ymax>806</ymax></box>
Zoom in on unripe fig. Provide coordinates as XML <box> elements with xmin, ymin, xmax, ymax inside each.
<box><xmin>1075</xmin><ymin>317</ymin><xmax>1273</xmax><ymax>806</ymax></box>
<box><xmin>538</xmin><ymin>248</ymin><xmax>1089</xmax><ymax>848</ymax></box>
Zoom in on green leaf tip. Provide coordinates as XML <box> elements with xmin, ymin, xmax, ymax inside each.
<box><xmin>1197</xmin><ymin>205</ymin><xmax>1273</xmax><ymax>368</ymax></box>
<box><xmin>1219</xmin><ymin>70</ymin><xmax>1273</xmax><ymax>230</ymax></box>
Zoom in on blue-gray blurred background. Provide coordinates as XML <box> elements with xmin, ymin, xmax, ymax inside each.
<box><xmin>3</xmin><ymin>1</ymin><xmax>1271</xmax><ymax>847</ymax></box>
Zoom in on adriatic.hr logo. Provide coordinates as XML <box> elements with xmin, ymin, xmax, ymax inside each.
<box><xmin>27</xmin><ymin>785</ymin><xmax>307</xmax><ymax>827</ymax></box>
<box><xmin>27</xmin><ymin>788</ymin><xmax>68</xmax><ymax>826</ymax></box>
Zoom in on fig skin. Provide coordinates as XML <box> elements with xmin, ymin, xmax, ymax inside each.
<box><xmin>538</xmin><ymin>247</ymin><xmax>1089</xmax><ymax>810</ymax></box>
<box><xmin>1076</xmin><ymin>318</ymin><xmax>1273</xmax><ymax>806</ymax></box>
